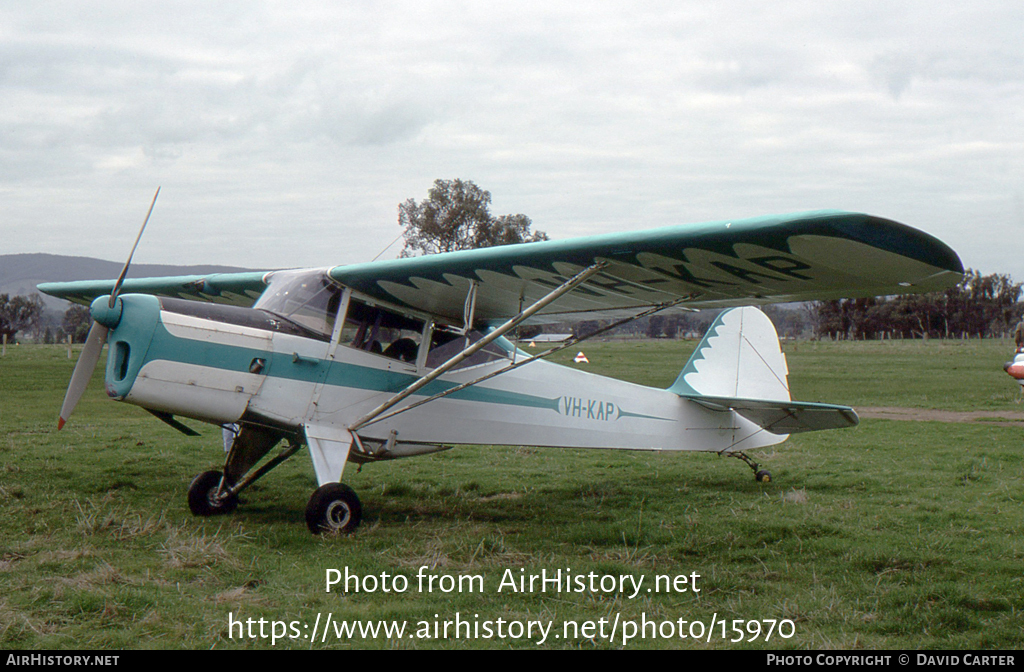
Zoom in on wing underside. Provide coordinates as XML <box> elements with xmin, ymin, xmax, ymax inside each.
<box><xmin>329</xmin><ymin>210</ymin><xmax>963</xmax><ymax>324</ymax></box>
<box><xmin>37</xmin><ymin>211</ymin><xmax>962</xmax><ymax>323</ymax></box>
<box><xmin>37</xmin><ymin>272</ymin><xmax>270</xmax><ymax>307</ymax></box>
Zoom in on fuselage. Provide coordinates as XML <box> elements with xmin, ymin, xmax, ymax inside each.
<box><xmin>99</xmin><ymin>272</ymin><xmax>786</xmax><ymax>457</ymax></box>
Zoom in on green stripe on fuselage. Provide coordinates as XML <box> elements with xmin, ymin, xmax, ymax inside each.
<box><xmin>144</xmin><ymin>318</ymin><xmax>560</xmax><ymax>412</ymax></box>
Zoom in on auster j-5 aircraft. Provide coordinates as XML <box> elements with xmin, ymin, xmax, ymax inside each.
<box><xmin>39</xmin><ymin>197</ymin><xmax>963</xmax><ymax>534</ymax></box>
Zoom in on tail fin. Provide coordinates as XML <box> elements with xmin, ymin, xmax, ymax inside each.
<box><xmin>669</xmin><ymin>307</ymin><xmax>790</xmax><ymax>401</ymax></box>
<box><xmin>669</xmin><ymin>307</ymin><xmax>858</xmax><ymax>434</ymax></box>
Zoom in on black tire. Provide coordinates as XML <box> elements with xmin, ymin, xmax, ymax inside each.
<box><xmin>755</xmin><ymin>469</ymin><xmax>772</xmax><ymax>483</ymax></box>
<box><xmin>187</xmin><ymin>470</ymin><xmax>239</xmax><ymax>516</ymax></box>
<box><xmin>305</xmin><ymin>483</ymin><xmax>362</xmax><ymax>534</ymax></box>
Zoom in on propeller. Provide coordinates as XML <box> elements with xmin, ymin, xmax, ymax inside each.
<box><xmin>57</xmin><ymin>187</ymin><xmax>160</xmax><ymax>430</ymax></box>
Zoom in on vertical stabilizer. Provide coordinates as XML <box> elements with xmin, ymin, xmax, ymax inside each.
<box><xmin>668</xmin><ymin>307</ymin><xmax>790</xmax><ymax>402</ymax></box>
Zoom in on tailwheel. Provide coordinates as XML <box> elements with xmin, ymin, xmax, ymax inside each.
<box><xmin>726</xmin><ymin>451</ymin><xmax>773</xmax><ymax>483</ymax></box>
<box><xmin>187</xmin><ymin>470</ymin><xmax>239</xmax><ymax>516</ymax></box>
<box><xmin>306</xmin><ymin>483</ymin><xmax>362</xmax><ymax>534</ymax></box>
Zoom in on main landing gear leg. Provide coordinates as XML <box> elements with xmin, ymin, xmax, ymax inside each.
<box><xmin>727</xmin><ymin>451</ymin><xmax>772</xmax><ymax>483</ymax></box>
<box><xmin>187</xmin><ymin>427</ymin><xmax>300</xmax><ymax>517</ymax></box>
<box><xmin>303</xmin><ymin>427</ymin><xmax>361</xmax><ymax>535</ymax></box>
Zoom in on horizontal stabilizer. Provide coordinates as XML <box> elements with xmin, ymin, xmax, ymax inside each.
<box><xmin>680</xmin><ymin>394</ymin><xmax>859</xmax><ymax>434</ymax></box>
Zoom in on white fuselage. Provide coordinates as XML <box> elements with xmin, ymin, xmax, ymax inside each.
<box><xmin>123</xmin><ymin>307</ymin><xmax>784</xmax><ymax>456</ymax></box>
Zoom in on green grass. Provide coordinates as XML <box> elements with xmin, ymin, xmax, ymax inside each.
<box><xmin>1</xmin><ymin>339</ymin><xmax>1022</xmax><ymax>649</ymax></box>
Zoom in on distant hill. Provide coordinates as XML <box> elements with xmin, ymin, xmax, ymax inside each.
<box><xmin>1</xmin><ymin>253</ymin><xmax>254</xmax><ymax>309</ymax></box>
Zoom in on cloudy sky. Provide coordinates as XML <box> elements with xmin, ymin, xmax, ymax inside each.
<box><xmin>3</xmin><ymin>2</ymin><xmax>1022</xmax><ymax>280</ymax></box>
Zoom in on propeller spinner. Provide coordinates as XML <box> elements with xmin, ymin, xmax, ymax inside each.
<box><xmin>57</xmin><ymin>187</ymin><xmax>160</xmax><ymax>429</ymax></box>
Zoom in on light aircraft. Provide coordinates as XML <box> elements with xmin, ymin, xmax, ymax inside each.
<box><xmin>39</xmin><ymin>200</ymin><xmax>963</xmax><ymax>534</ymax></box>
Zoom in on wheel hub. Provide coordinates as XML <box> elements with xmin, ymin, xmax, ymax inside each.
<box><xmin>325</xmin><ymin>500</ymin><xmax>351</xmax><ymax>529</ymax></box>
<box><xmin>207</xmin><ymin>490</ymin><xmax>223</xmax><ymax>509</ymax></box>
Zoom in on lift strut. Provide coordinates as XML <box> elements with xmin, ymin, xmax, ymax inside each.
<box><xmin>347</xmin><ymin>262</ymin><xmax>608</xmax><ymax>432</ymax></box>
<box><xmin>356</xmin><ymin>293</ymin><xmax>698</xmax><ymax>430</ymax></box>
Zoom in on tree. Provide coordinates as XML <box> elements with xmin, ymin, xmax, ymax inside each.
<box><xmin>398</xmin><ymin>179</ymin><xmax>548</xmax><ymax>257</ymax></box>
<box><xmin>811</xmin><ymin>269</ymin><xmax>1024</xmax><ymax>340</ymax></box>
<box><xmin>662</xmin><ymin>315</ymin><xmax>680</xmax><ymax>339</ymax></box>
<box><xmin>942</xmin><ymin>270</ymin><xmax>1022</xmax><ymax>337</ymax></box>
<box><xmin>645</xmin><ymin>314</ymin><xmax>666</xmax><ymax>339</ymax></box>
<box><xmin>0</xmin><ymin>294</ymin><xmax>44</xmax><ymax>342</ymax></box>
<box><xmin>62</xmin><ymin>305</ymin><xmax>92</xmax><ymax>343</ymax></box>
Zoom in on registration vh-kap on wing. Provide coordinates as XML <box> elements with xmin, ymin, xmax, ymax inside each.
<box><xmin>39</xmin><ymin>198</ymin><xmax>963</xmax><ymax>534</ymax></box>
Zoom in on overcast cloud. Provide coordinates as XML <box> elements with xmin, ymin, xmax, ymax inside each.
<box><xmin>2</xmin><ymin>1</ymin><xmax>1022</xmax><ymax>280</ymax></box>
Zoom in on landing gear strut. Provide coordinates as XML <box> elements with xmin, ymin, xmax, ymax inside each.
<box><xmin>187</xmin><ymin>425</ymin><xmax>300</xmax><ymax>519</ymax></box>
<box><xmin>186</xmin><ymin>427</ymin><xmax>365</xmax><ymax>535</ymax></box>
<box><xmin>728</xmin><ymin>451</ymin><xmax>772</xmax><ymax>483</ymax></box>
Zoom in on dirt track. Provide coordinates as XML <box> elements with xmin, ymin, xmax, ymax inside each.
<box><xmin>858</xmin><ymin>407</ymin><xmax>1024</xmax><ymax>426</ymax></box>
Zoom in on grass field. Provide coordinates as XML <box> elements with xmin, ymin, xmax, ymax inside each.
<box><xmin>1</xmin><ymin>338</ymin><xmax>1022</xmax><ymax>649</ymax></box>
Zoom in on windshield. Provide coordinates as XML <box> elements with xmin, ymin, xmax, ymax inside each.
<box><xmin>253</xmin><ymin>270</ymin><xmax>342</xmax><ymax>339</ymax></box>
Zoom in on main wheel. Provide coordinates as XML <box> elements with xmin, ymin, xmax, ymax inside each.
<box><xmin>306</xmin><ymin>483</ymin><xmax>362</xmax><ymax>534</ymax></box>
<box><xmin>755</xmin><ymin>469</ymin><xmax>772</xmax><ymax>483</ymax></box>
<box><xmin>187</xmin><ymin>470</ymin><xmax>239</xmax><ymax>516</ymax></box>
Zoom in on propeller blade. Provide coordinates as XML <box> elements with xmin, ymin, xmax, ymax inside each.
<box><xmin>58</xmin><ymin>322</ymin><xmax>109</xmax><ymax>430</ymax></box>
<box><xmin>59</xmin><ymin>187</ymin><xmax>159</xmax><ymax>428</ymax></box>
<box><xmin>109</xmin><ymin>186</ymin><xmax>160</xmax><ymax>308</ymax></box>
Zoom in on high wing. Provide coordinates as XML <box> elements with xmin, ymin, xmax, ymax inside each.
<box><xmin>329</xmin><ymin>210</ymin><xmax>963</xmax><ymax>324</ymax></box>
<box><xmin>37</xmin><ymin>271</ymin><xmax>271</xmax><ymax>307</ymax></box>
<box><xmin>38</xmin><ymin>211</ymin><xmax>963</xmax><ymax>322</ymax></box>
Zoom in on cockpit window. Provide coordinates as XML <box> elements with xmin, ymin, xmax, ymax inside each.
<box><xmin>340</xmin><ymin>299</ymin><xmax>425</xmax><ymax>364</ymax></box>
<box><xmin>253</xmin><ymin>270</ymin><xmax>342</xmax><ymax>340</ymax></box>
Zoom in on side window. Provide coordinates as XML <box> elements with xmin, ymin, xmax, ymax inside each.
<box><xmin>340</xmin><ymin>300</ymin><xmax>424</xmax><ymax>364</ymax></box>
<box><xmin>426</xmin><ymin>328</ymin><xmax>510</xmax><ymax>370</ymax></box>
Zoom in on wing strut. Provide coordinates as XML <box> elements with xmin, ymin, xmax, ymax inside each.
<box><xmin>458</xmin><ymin>279</ymin><xmax>479</xmax><ymax>335</ymax></box>
<box><xmin>355</xmin><ymin>293</ymin><xmax>699</xmax><ymax>430</ymax></box>
<box><xmin>347</xmin><ymin>262</ymin><xmax>608</xmax><ymax>432</ymax></box>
